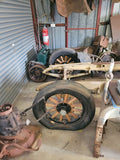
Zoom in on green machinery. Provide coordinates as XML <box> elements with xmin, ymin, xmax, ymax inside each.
<box><xmin>28</xmin><ymin>47</ymin><xmax>79</xmax><ymax>82</ymax></box>
<box><xmin>28</xmin><ymin>46</ymin><xmax>50</xmax><ymax>82</ymax></box>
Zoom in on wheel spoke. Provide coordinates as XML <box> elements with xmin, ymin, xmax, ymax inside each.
<box><xmin>68</xmin><ymin>97</ymin><xmax>77</xmax><ymax>105</ymax></box>
<box><xmin>69</xmin><ymin>112</ymin><xmax>78</xmax><ymax>119</ymax></box>
<box><xmin>67</xmin><ymin>57</ymin><xmax>72</xmax><ymax>63</ymax></box>
<box><xmin>65</xmin><ymin>56</ymin><xmax>68</xmax><ymax>62</ymax></box>
<box><xmin>72</xmin><ymin>108</ymin><xmax>83</xmax><ymax>113</ymax></box>
<box><xmin>95</xmin><ymin>57</ymin><xmax>98</xmax><ymax>62</ymax></box>
<box><xmin>60</xmin><ymin>115</ymin><xmax>63</xmax><ymax>122</ymax></box>
<box><xmin>64</xmin><ymin>94</ymin><xmax>68</xmax><ymax>103</ymax></box>
<box><xmin>71</xmin><ymin>103</ymin><xmax>83</xmax><ymax>108</ymax></box>
<box><xmin>48</xmin><ymin>108</ymin><xmax>56</xmax><ymax>112</ymax></box>
<box><xmin>52</xmin><ymin>112</ymin><xmax>59</xmax><ymax>118</ymax></box>
<box><xmin>56</xmin><ymin>58</ymin><xmax>62</xmax><ymax>64</ymax></box>
<box><xmin>66</xmin><ymin>114</ymin><xmax>71</xmax><ymax>122</ymax></box>
<box><xmin>49</xmin><ymin>97</ymin><xmax>58</xmax><ymax>105</ymax></box>
<box><xmin>58</xmin><ymin>70</ymin><xmax>62</xmax><ymax>74</ymax></box>
<box><xmin>56</xmin><ymin>94</ymin><xmax>61</xmax><ymax>100</ymax></box>
<box><xmin>60</xmin><ymin>56</ymin><xmax>64</xmax><ymax>62</ymax></box>
<box><xmin>46</xmin><ymin>103</ymin><xmax>55</xmax><ymax>107</ymax></box>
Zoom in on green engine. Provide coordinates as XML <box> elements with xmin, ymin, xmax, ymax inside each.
<box><xmin>37</xmin><ymin>46</ymin><xmax>50</xmax><ymax>66</ymax></box>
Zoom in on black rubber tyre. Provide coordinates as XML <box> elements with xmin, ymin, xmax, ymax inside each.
<box><xmin>32</xmin><ymin>80</ymin><xmax>95</xmax><ymax>130</ymax></box>
<box><xmin>49</xmin><ymin>48</ymin><xmax>79</xmax><ymax>65</ymax></box>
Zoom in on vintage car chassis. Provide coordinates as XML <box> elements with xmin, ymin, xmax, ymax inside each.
<box><xmin>43</xmin><ymin>61</ymin><xmax>120</xmax><ymax>80</ymax></box>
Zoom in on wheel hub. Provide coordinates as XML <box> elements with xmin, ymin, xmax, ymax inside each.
<box><xmin>60</xmin><ymin>110</ymin><xmax>66</xmax><ymax>116</ymax></box>
<box><xmin>35</xmin><ymin>70</ymin><xmax>41</xmax><ymax>76</ymax></box>
<box><xmin>56</xmin><ymin>103</ymin><xmax>71</xmax><ymax>114</ymax></box>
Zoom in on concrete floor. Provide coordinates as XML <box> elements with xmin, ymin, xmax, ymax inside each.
<box><xmin>11</xmin><ymin>78</ymin><xmax>120</xmax><ymax>160</ymax></box>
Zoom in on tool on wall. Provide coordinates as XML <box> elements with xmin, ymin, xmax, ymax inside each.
<box><xmin>50</xmin><ymin>0</ymin><xmax>55</xmax><ymax>21</ymax></box>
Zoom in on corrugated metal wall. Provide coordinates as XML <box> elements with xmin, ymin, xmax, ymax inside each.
<box><xmin>36</xmin><ymin>0</ymin><xmax>120</xmax><ymax>50</ymax></box>
<box><xmin>99</xmin><ymin>0</ymin><xmax>120</xmax><ymax>39</ymax></box>
<box><xmin>35</xmin><ymin>0</ymin><xmax>65</xmax><ymax>51</ymax></box>
<box><xmin>68</xmin><ymin>0</ymin><xmax>98</xmax><ymax>47</ymax></box>
<box><xmin>36</xmin><ymin>0</ymin><xmax>98</xmax><ymax>48</ymax></box>
<box><xmin>0</xmin><ymin>0</ymin><xmax>36</xmax><ymax>104</ymax></box>
<box><xmin>113</xmin><ymin>2</ymin><xmax>120</xmax><ymax>15</ymax></box>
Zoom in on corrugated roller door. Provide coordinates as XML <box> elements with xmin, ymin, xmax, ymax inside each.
<box><xmin>0</xmin><ymin>0</ymin><xmax>36</xmax><ymax>104</ymax></box>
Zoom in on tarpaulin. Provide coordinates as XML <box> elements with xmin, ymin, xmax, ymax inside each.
<box><xmin>112</xmin><ymin>0</ymin><xmax>120</xmax><ymax>3</ymax></box>
<box><xmin>56</xmin><ymin>0</ymin><xmax>95</xmax><ymax>17</ymax></box>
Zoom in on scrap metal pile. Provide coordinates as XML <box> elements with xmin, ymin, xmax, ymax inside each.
<box><xmin>43</xmin><ymin>35</ymin><xmax>120</xmax><ymax>80</ymax></box>
<box><xmin>28</xmin><ymin>35</ymin><xmax>120</xmax><ymax>82</ymax></box>
<box><xmin>0</xmin><ymin>104</ymin><xmax>41</xmax><ymax>159</ymax></box>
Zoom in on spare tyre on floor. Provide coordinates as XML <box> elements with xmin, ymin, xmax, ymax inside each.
<box><xmin>32</xmin><ymin>80</ymin><xmax>95</xmax><ymax>130</ymax></box>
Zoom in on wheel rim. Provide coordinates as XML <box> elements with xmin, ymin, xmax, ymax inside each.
<box><xmin>45</xmin><ymin>93</ymin><xmax>83</xmax><ymax>124</ymax></box>
<box><xmin>29</xmin><ymin>65</ymin><xmax>46</xmax><ymax>82</ymax></box>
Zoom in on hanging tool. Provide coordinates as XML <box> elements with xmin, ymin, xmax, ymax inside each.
<box><xmin>50</xmin><ymin>0</ymin><xmax>55</xmax><ymax>21</ymax></box>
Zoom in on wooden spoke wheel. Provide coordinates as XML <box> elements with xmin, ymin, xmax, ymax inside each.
<box><xmin>49</xmin><ymin>48</ymin><xmax>79</xmax><ymax>74</ymax></box>
<box><xmin>46</xmin><ymin>93</ymin><xmax>83</xmax><ymax>123</ymax></box>
<box><xmin>29</xmin><ymin>64</ymin><xmax>47</xmax><ymax>82</ymax></box>
<box><xmin>55</xmin><ymin>55</ymin><xmax>76</xmax><ymax>74</ymax></box>
<box><xmin>54</xmin><ymin>55</ymin><xmax>75</xmax><ymax>64</ymax></box>
<box><xmin>32</xmin><ymin>80</ymin><xmax>95</xmax><ymax>130</ymax></box>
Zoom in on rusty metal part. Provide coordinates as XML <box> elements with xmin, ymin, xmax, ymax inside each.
<box><xmin>112</xmin><ymin>0</ymin><xmax>120</xmax><ymax>3</ymax></box>
<box><xmin>94</xmin><ymin>61</ymin><xmax>114</xmax><ymax>157</ymax></box>
<box><xmin>94</xmin><ymin>62</ymin><xmax>120</xmax><ymax>158</ymax></box>
<box><xmin>110</xmin><ymin>15</ymin><xmax>120</xmax><ymax>42</ymax></box>
<box><xmin>94</xmin><ymin>107</ymin><xmax>120</xmax><ymax>158</ymax></box>
<box><xmin>0</xmin><ymin>104</ymin><xmax>42</xmax><ymax>159</ymax></box>
<box><xmin>29</xmin><ymin>64</ymin><xmax>47</xmax><ymax>82</ymax></box>
<box><xmin>93</xmin><ymin>36</ymin><xmax>109</xmax><ymax>48</ymax></box>
<box><xmin>43</xmin><ymin>61</ymin><xmax>120</xmax><ymax>80</ymax></box>
<box><xmin>0</xmin><ymin>104</ymin><xmax>20</xmax><ymax>136</ymax></box>
<box><xmin>94</xmin><ymin>126</ymin><xmax>103</xmax><ymax>158</ymax></box>
<box><xmin>0</xmin><ymin>104</ymin><xmax>12</xmax><ymax>116</ymax></box>
<box><xmin>92</xmin><ymin>36</ymin><xmax>109</xmax><ymax>55</ymax></box>
<box><xmin>0</xmin><ymin>125</ymin><xmax>41</xmax><ymax>159</ymax></box>
<box><xmin>56</xmin><ymin>0</ymin><xmax>95</xmax><ymax>17</ymax></box>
